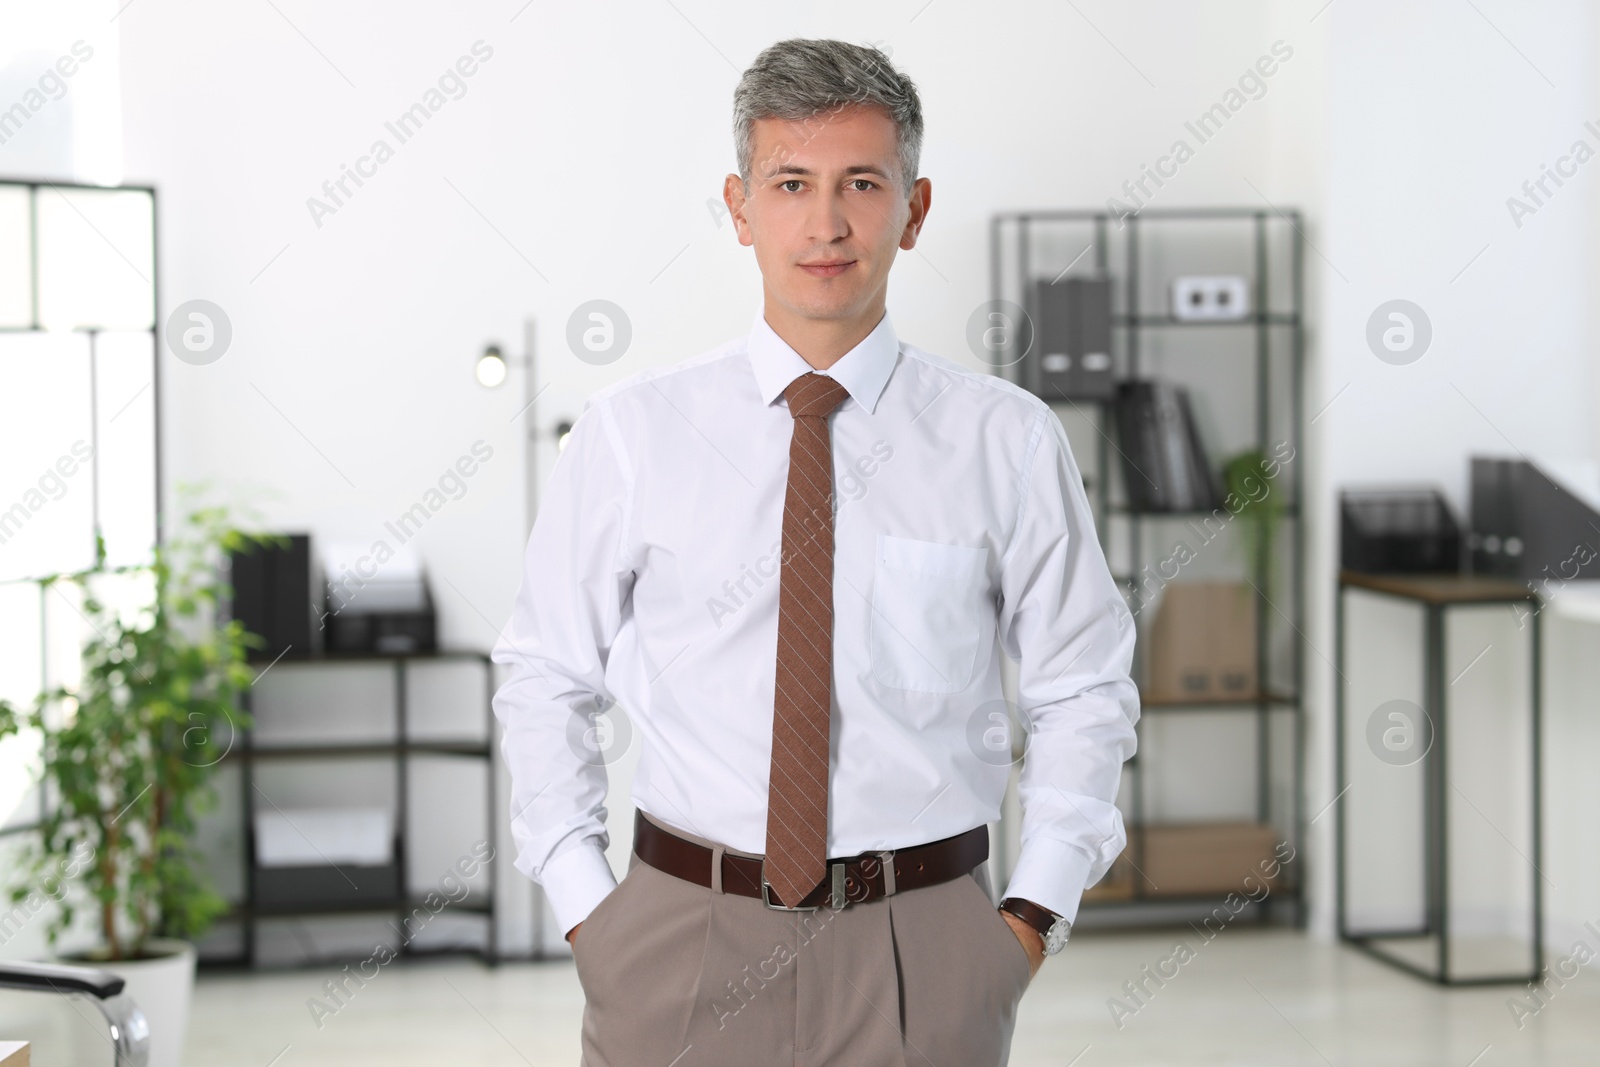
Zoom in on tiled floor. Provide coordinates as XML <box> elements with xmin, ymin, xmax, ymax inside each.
<box><xmin>158</xmin><ymin>929</ymin><xmax>1600</xmax><ymax>1064</ymax></box>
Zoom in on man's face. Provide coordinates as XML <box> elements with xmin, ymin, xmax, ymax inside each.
<box><xmin>725</xmin><ymin>104</ymin><xmax>931</xmax><ymax>324</ymax></box>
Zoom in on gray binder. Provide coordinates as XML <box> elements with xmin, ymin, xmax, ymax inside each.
<box><xmin>1032</xmin><ymin>277</ymin><xmax>1114</xmax><ymax>400</ymax></box>
<box><xmin>1470</xmin><ymin>456</ymin><xmax>1600</xmax><ymax>582</ymax></box>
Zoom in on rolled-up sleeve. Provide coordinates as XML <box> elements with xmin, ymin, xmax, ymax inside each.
<box><xmin>995</xmin><ymin>407</ymin><xmax>1140</xmax><ymax>924</ymax></box>
<box><xmin>491</xmin><ymin>395</ymin><xmax>635</xmax><ymax>937</ymax></box>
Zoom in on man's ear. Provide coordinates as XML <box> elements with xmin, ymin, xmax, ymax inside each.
<box><xmin>724</xmin><ymin>173</ymin><xmax>754</xmax><ymax>248</ymax></box>
<box><xmin>899</xmin><ymin>176</ymin><xmax>933</xmax><ymax>251</ymax></box>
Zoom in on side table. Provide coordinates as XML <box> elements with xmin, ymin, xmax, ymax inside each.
<box><xmin>1334</xmin><ymin>569</ymin><xmax>1542</xmax><ymax>985</ymax></box>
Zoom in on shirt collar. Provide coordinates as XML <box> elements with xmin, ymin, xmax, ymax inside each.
<box><xmin>748</xmin><ymin>307</ymin><xmax>900</xmax><ymax>415</ymax></box>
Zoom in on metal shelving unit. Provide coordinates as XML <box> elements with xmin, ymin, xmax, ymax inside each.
<box><xmin>989</xmin><ymin>206</ymin><xmax>1306</xmax><ymax>927</ymax></box>
<box><xmin>207</xmin><ymin>649</ymin><xmax>500</xmax><ymax>967</ymax></box>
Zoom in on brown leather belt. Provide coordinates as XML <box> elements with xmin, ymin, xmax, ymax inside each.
<box><xmin>632</xmin><ymin>809</ymin><xmax>988</xmax><ymax>910</ymax></box>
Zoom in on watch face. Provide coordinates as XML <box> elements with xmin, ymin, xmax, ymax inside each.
<box><xmin>1043</xmin><ymin>918</ymin><xmax>1071</xmax><ymax>955</ymax></box>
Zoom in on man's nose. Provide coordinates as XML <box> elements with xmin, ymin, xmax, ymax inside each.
<box><xmin>805</xmin><ymin>188</ymin><xmax>851</xmax><ymax>243</ymax></box>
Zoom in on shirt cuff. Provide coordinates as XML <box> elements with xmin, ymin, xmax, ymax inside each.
<box><xmin>540</xmin><ymin>840</ymin><xmax>619</xmax><ymax>937</ymax></box>
<box><xmin>1001</xmin><ymin>837</ymin><xmax>1096</xmax><ymax>925</ymax></box>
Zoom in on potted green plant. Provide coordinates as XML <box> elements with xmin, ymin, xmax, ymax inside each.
<box><xmin>0</xmin><ymin>491</ymin><xmax>277</xmax><ymax>1067</ymax></box>
<box><xmin>1221</xmin><ymin>446</ymin><xmax>1291</xmax><ymax>600</ymax></box>
<box><xmin>1211</xmin><ymin>447</ymin><xmax>1292</xmax><ymax>700</ymax></box>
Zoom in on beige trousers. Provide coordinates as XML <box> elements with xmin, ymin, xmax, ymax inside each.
<box><xmin>571</xmin><ymin>809</ymin><xmax>1031</xmax><ymax>1067</ymax></box>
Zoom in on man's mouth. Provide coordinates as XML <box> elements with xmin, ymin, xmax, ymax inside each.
<box><xmin>798</xmin><ymin>259</ymin><xmax>855</xmax><ymax>278</ymax></box>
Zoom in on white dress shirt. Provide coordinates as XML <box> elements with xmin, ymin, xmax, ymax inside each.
<box><xmin>491</xmin><ymin>307</ymin><xmax>1140</xmax><ymax>937</ymax></box>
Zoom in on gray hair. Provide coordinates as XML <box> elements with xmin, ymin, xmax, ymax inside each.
<box><xmin>733</xmin><ymin>39</ymin><xmax>923</xmax><ymax>195</ymax></box>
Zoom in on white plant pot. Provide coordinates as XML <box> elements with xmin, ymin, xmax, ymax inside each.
<box><xmin>64</xmin><ymin>938</ymin><xmax>196</xmax><ymax>1067</ymax></box>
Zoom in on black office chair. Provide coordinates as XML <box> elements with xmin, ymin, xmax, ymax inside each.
<box><xmin>0</xmin><ymin>959</ymin><xmax>149</xmax><ymax>1066</ymax></box>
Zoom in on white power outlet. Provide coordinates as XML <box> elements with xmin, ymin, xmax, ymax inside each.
<box><xmin>1171</xmin><ymin>275</ymin><xmax>1250</xmax><ymax>321</ymax></box>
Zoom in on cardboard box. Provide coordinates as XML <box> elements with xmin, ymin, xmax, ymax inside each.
<box><xmin>1144</xmin><ymin>581</ymin><xmax>1258</xmax><ymax>701</ymax></box>
<box><xmin>1139</xmin><ymin>821</ymin><xmax>1283</xmax><ymax>897</ymax></box>
<box><xmin>1080</xmin><ymin>849</ymin><xmax>1135</xmax><ymax>902</ymax></box>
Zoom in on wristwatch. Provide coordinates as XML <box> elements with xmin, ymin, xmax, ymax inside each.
<box><xmin>999</xmin><ymin>897</ymin><xmax>1072</xmax><ymax>956</ymax></box>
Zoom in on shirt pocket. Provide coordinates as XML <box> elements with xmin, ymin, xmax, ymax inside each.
<box><xmin>868</xmin><ymin>534</ymin><xmax>990</xmax><ymax>693</ymax></box>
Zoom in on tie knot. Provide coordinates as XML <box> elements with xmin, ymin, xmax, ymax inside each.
<box><xmin>784</xmin><ymin>373</ymin><xmax>851</xmax><ymax>420</ymax></box>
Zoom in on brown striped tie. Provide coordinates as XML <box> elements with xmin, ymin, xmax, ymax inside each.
<box><xmin>763</xmin><ymin>371</ymin><xmax>852</xmax><ymax>908</ymax></box>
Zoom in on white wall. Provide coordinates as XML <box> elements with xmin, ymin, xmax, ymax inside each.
<box><xmin>0</xmin><ymin>0</ymin><xmax>1587</xmax><ymax>961</ymax></box>
<box><xmin>116</xmin><ymin>0</ymin><xmax>1313</xmax><ymax>620</ymax></box>
<box><xmin>0</xmin><ymin>0</ymin><xmax>121</xmax><ymax>184</ymax></box>
<box><xmin>1317</xmin><ymin>0</ymin><xmax>1599</xmax><ymax>954</ymax></box>
<box><xmin>113</xmin><ymin>0</ymin><xmax>1309</xmax><ymax>953</ymax></box>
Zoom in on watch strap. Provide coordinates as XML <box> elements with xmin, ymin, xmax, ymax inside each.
<box><xmin>998</xmin><ymin>896</ymin><xmax>1059</xmax><ymax>939</ymax></box>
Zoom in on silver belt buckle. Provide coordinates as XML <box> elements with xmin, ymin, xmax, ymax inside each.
<box><xmin>760</xmin><ymin>860</ymin><xmax>848</xmax><ymax>911</ymax></box>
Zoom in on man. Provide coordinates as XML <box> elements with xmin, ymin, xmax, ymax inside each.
<box><xmin>493</xmin><ymin>37</ymin><xmax>1138</xmax><ymax>1067</ymax></box>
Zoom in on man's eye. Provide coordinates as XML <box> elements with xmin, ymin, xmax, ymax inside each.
<box><xmin>780</xmin><ymin>180</ymin><xmax>803</xmax><ymax>192</ymax></box>
<box><xmin>851</xmin><ymin>179</ymin><xmax>876</xmax><ymax>191</ymax></box>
